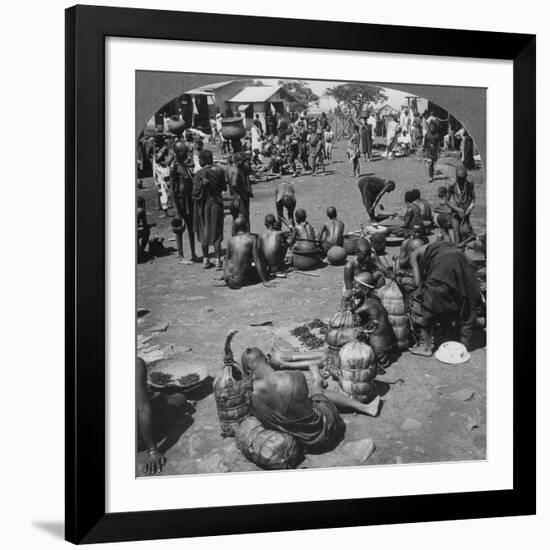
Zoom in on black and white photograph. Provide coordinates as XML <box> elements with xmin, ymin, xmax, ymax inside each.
<box><xmin>135</xmin><ymin>72</ymin><xmax>487</xmax><ymax>477</ymax></box>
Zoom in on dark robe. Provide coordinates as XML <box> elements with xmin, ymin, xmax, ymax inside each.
<box><xmin>192</xmin><ymin>165</ymin><xmax>226</xmax><ymax>246</ymax></box>
<box><xmin>250</xmin><ymin>390</ymin><xmax>344</xmax><ymax>453</ymax></box>
<box><xmin>463</xmin><ymin>134</ymin><xmax>475</xmax><ymax>170</ymax></box>
<box><xmin>420</xmin><ymin>241</ymin><xmax>481</xmax><ymax>317</ymax></box>
<box><xmin>359</xmin><ymin>124</ymin><xmax>369</xmax><ymax>154</ymax></box>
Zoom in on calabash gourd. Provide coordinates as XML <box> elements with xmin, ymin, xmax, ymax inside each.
<box><xmin>377</xmin><ymin>279</ymin><xmax>409</xmax><ymax>350</ymax></box>
<box><xmin>338</xmin><ymin>340</ymin><xmax>377</xmax><ymax>403</ymax></box>
<box><xmin>235</xmin><ymin>417</ymin><xmax>303</xmax><ymax>470</ymax></box>
<box><xmin>214</xmin><ymin>330</ymin><xmax>250</xmax><ymax>437</ymax></box>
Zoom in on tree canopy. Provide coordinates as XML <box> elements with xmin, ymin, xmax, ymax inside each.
<box><xmin>325</xmin><ymin>83</ymin><xmax>388</xmax><ymax>118</ymax></box>
<box><xmin>279</xmin><ymin>80</ymin><xmax>320</xmax><ymax>112</ymax></box>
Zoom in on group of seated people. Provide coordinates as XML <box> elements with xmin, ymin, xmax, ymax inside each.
<box><xmin>357</xmin><ymin>164</ymin><xmax>476</xmax><ymax>245</ymax></box>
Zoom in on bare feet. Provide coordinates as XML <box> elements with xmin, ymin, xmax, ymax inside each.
<box><xmin>360</xmin><ymin>395</ymin><xmax>381</xmax><ymax>417</ymax></box>
<box><xmin>179</xmin><ymin>258</ymin><xmax>194</xmax><ymax>265</ymax></box>
<box><xmin>409</xmin><ymin>344</ymin><xmax>433</xmax><ymax>357</ymax></box>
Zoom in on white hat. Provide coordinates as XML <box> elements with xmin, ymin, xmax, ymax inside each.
<box><xmin>434</xmin><ymin>341</ymin><xmax>471</xmax><ymax>365</ymax></box>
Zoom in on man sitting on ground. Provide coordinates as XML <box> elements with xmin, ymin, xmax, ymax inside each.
<box><xmin>411</xmin><ymin>188</ymin><xmax>433</xmax><ymax>223</ymax></box>
<box><xmin>223</xmin><ymin>217</ymin><xmax>271</xmax><ymax>289</ymax></box>
<box><xmin>288</xmin><ymin>208</ymin><xmax>317</xmax><ymax>253</ymax></box>
<box><xmin>394</xmin><ymin>190</ymin><xmax>425</xmax><ymax>238</ymax></box>
<box><xmin>260</xmin><ymin>214</ymin><xmax>289</xmax><ymax>274</ymax></box>
<box><xmin>318</xmin><ymin>206</ymin><xmax>345</xmax><ymax>253</ymax></box>
<box><xmin>241</xmin><ymin>348</ymin><xmax>380</xmax><ymax>453</ymax></box>
<box><xmin>343</xmin><ymin>238</ymin><xmax>385</xmax><ymax>293</ymax></box>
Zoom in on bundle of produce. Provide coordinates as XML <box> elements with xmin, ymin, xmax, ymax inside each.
<box><xmin>235</xmin><ymin>417</ymin><xmax>303</xmax><ymax>470</ymax></box>
<box><xmin>325</xmin><ymin>303</ymin><xmax>361</xmax><ymax>371</ymax></box>
<box><xmin>214</xmin><ymin>330</ymin><xmax>250</xmax><ymax>437</ymax></box>
<box><xmin>377</xmin><ymin>273</ymin><xmax>409</xmax><ymax>350</ymax></box>
<box><xmin>338</xmin><ymin>340</ymin><xmax>377</xmax><ymax>403</ymax></box>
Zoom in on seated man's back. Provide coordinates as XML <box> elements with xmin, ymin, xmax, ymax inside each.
<box><xmin>260</xmin><ymin>229</ymin><xmax>287</xmax><ymax>273</ymax></box>
<box><xmin>253</xmin><ymin>370</ymin><xmax>313</xmax><ymax>420</ymax></box>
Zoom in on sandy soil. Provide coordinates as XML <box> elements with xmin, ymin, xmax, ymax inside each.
<box><xmin>136</xmin><ymin>140</ymin><xmax>486</xmax><ymax>476</ymax></box>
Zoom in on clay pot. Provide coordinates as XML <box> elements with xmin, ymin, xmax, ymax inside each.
<box><xmin>221</xmin><ymin>117</ymin><xmax>246</xmax><ymax>141</ymax></box>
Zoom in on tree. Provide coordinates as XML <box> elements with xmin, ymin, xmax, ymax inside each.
<box><xmin>278</xmin><ymin>80</ymin><xmax>319</xmax><ymax>112</ymax></box>
<box><xmin>325</xmin><ymin>84</ymin><xmax>388</xmax><ymax>118</ymax></box>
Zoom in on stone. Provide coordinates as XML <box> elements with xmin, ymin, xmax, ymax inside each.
<box><xmin>343</xmin><ymin>438</ymin><xmax>376</xmax><ymax>463</ymax></box>
<box><xmin>198</xmin><ymin>453</ymin><xmax>230</xmax><ymax>474</ymax></box>
<box><xmin>451</xmin><ymin>388</ymin><xmax>476</xmax><ymax>401</ymax></box>
<box><xmin>401</xmin><ymin>418</ymin><xmax>422</xmax><ymax>431</ymax></box>
<box><xmin>149</xmin><ymin>322</ymin><xmax>169</xmax><ymax>333</ymax></box>
<box><xmin>187</xmin><ymin>434</ymin><xmax>202</xmax><ymax>458</ymax></box>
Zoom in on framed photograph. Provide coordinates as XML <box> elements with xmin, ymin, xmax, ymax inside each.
<box><xmin>66</xmin><ymin>5</ymin><xmax>536</xmax><ymax>544</ymax></box>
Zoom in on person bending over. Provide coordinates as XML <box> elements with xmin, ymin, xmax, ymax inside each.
<box><xmin>223</xmin><ymin>217</ymin><xmax>270</xmax><ymax>289</ymax></box>
<box><xmin>241</xmin><ymin>348</ymin><xmax>380</xmax><ymax>454</ymax></box>
<box><xmin>357</xmin><ymin>176</ymin><xmax>396</xmax><ymax>221</ymax></box>
<box><xmin>318</xmin><ymin>206</ymin><xmax>345</xmax><ymax>252</ymax></box>
<box><xmin>409</xmin><ymin>241</ymin><xmax>481</xmax><ymax>356</ymax></box>
<box><xmin>275</xmin><ymin>181</ymin><xmax>296</xmax><ymax>226</ymax></box>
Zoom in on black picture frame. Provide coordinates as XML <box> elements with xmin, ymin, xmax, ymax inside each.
<box><xmin>66</xmin><ymin>4</ymin><xmax>536</xmax><ymax>544</ymax></box>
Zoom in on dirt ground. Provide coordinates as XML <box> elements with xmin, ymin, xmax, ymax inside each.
<box><xmin>136</xmin><ymin>139</ymin><xmax>486</xmax><ymax>476</ymax></box>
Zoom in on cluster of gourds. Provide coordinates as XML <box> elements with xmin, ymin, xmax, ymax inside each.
<box><xmin>325</xmin><ymin>302</ymin><xmax>378</xmax><ymax>403</ymax></box>
<box><xmin>325</xmin><ymin>303</ymin><xmax>361</xmax><ymax>371</ymax></box>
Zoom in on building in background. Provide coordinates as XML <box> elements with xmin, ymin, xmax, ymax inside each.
<box><xmin>226</xmin><ymin>85</ymin><xmax>292</xmax><ymax>130</ymax></box>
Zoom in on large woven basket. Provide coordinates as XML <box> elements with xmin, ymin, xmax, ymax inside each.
<box><xmin>343</xmin><ymin>234</ymin><xmax>360</xmax><ymax>255</ymax></box>
<box><xmin>292</xmin><ymin>250</ymin><xmax>321</xmax><ymax>271</ymax></box>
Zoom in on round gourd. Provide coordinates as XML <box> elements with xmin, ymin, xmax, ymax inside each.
<box><xmin>326</xmin><ymin>245</ymin><xmax>347</xmax><ymax>265</ymax></box>
<box><xmin>235</xmin><ymin>417</ymin><xmax>303</xmax><ymax>470</ymax></box>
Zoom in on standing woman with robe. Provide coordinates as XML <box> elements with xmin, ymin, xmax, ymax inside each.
<box><xmin>227</xmin><ymin>152</ymin><xmax>254</xmax><ymax>234</ymax></box>
<box><xmin>347</xmin><ymin>125</ymin><xmax>361</xmax><ymax>177</ymax></box>
<box><xmin>192</xmin><ymin>149</ymin><xmax>227</xmax><ymax>269</ymax></box>
<box><xmin>462</xmin><ymin>131</ymin><xmax>476</xmax><ymax>170</ymax></box>
<box><xmin>359</xmin><ymin>118</ymin><xmax>371</xmax><ymax>161</ymax></box>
